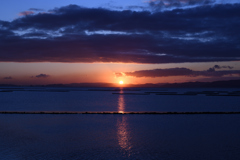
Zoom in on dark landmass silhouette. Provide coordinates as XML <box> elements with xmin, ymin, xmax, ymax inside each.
<box><xmin>1</xmin><ymin>79</ymin><xmax>240</xmax><ymax>88</ymax></box>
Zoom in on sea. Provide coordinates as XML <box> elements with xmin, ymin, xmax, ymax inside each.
<box><xmin>0</xmin><ymin>87</ymin><xmax>240</xmax><ymax>160</ymax></box>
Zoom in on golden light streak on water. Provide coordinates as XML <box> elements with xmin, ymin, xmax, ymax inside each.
<box><xmin>117</xmin><ymin>90</ymin><xmax>132</xmax><ymax>156</ymax></box>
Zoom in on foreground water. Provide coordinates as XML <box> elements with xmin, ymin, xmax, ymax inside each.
<box><xmin>0</xmin><ymin>87</ymin><xmax>240</xmax><ymax>159</ymax></box>
<box><xmin>1</xmin><ymin>114</ymin><xmax>240</xmax><ymax>160</ymax></box>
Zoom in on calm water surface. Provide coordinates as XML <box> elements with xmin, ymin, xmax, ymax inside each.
<box><xmin>0</xmin><ymin>87</ymin><xmax>240</xmax><ymax>112</ymax></box>
<box><xmin>0</xmin><ymin>87</ymin><xmax>240</xmax><ymax>159</ymax></box>
<box><xmin>0</xmin><ymin>114</ymin><xmax>240</xmax><ymax>160</ymax></box>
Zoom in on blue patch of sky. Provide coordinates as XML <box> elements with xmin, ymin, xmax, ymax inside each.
<box><xmin>0</xmin><ymin>0</ymin><xmax>144</xmax><ymax>21</ymax></box>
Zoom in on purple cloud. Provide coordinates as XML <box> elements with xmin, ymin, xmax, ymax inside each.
<box><xmin>147</xmin><ymin>0</ymin><xmax>214</xmax><ymax>9</ymax></box>
<box><xmin>117</xmin><ymin>65</ymin><xmax>240</xmax><ymax>78</ymax></box>
<box><xmin>213</xmin><ymin>65</ymin><xmax>233</xmax><ymax>70</ymax></box>
<box><xmin>3</xmin><ymin>76</ymin><xmax>13</xmax><ymax>80</ymax></box>
<box><xmin>29</xmin><ymin>8</ymin><xmax>44</xmax><ymax>11</ymax></box>
<box><xmin>207</xmin><ymin>65</ymin><xmax>234</xmax><ymax>72</ymax></box>
<box><xmin>35</xmin><ymin>74</ymin><xmax>50</xmax><ymax>78</ymax></box>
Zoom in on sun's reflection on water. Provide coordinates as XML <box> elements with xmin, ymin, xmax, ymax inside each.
<box><xmin>117</xmin><ymin>90</ymin><xmax>132</xmax><ymax>156</ymax></box>
<box><xmin>118</xmin><ymin>91</ymin><xmax>125</xmax><ymax>112</ymax></box>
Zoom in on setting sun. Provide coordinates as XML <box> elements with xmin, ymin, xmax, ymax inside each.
<box><xmin>119</xmin><ymin>80</ymin><xmax>124</xmax><ymax>84</ymax></box>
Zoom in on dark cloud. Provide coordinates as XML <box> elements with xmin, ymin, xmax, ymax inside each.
<box><xmin>0</xmin><ymin>4</ymin><xmax>239</xmax><ymax>63</ymax></box>
<box><xmin>0</xmin><ymin>20</ymin><xmax>10</xmax><ymax>28</ymax></box>
<box><xmin>3</xmin><ymin>76</ymin><xmax>13</xmax><ymax>80</ymax></box>
<box><xmin>35</xmin><ymin>74</ymin><xmax>50</xmax><ymax>78</ymax></box>
<box><xmin>213</xmin><ymin>65</ymin><xmax>233</xmax><ymax>69</ymax></box>
<box><xmin>29</xmin><ymin>8</ymin><xmax>44</xmax><ymax>11</ymax></box>
<box><xmin>147</xmin><ymin>0</ymin><xmax>214</xmax><ymax>10</ymax></box>
<box><xmin>124</xmin><ymin>68</ymin><xmax>194</xmax><ymax>77</ymax></box>
<box><xmin>119</xmin><ymin>66</ymin><xmax>240</xmax><ymax>77</ymax></box>
<box><xmin>207</xmin><ymin>65</ymin><xmax>234</xmax><ymax>71</ymax></box>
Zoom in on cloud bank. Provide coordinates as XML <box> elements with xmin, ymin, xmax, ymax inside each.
<box><xmin>116</xmin><ymin>65</ymin><xmax>240</xmax><ymax>77</ymax></box>
<box><xmin>147</xmin><ymin>0</ymin><xmax>214</xmax><ymax>10</ymax></box>
<box><xmin>0</xmin><ymin>3</ymin><xmax>239</xmax><ymax>63</ymax></box>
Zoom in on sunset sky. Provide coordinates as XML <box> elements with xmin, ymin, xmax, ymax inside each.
<box><xmin>0</xmin><ymin>0</ymin><xmax>240</xmax><ymax>85</ymax></box>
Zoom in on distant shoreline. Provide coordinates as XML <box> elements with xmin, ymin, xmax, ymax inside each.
<box><xmin>1</xmin><ymin>79</ymin><xmax>240</xmax><ymax>88</ymax></box>
<box><xmin>1</xmin><ymin>111</ymin><xmax>240</xmax><ymax>114</ymax></box>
